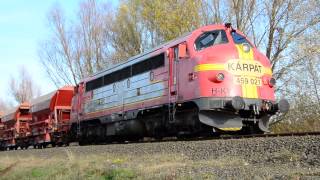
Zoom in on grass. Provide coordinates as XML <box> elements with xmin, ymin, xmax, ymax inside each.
<box><xmin>0</xmin><ymin>149</ymin><xmax>319</xmax><ymax>180</ymax></box>
<box><xmin>271</xmin><ymin>118</ymin><xmax>320</xmax><ymax>133</ymax></box>
<box><xmin>0</xmin><ymin>150</ymin><xmax>237</xmax><ymax>180</ymax></box>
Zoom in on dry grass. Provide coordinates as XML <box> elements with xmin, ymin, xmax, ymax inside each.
<box><xmin>271</xmin><ymin>118</ymin><xmax>320</xmax><ymax>133</ymax></box>
<box><xmin>0</xmin><ymin>149</ymin><xmax>319</xmax><ymax>180</ymax></box>
<box><xmin>0</xmin><ymin>150</ymin><xmax>247</xmax><ymax>180</ymax></box>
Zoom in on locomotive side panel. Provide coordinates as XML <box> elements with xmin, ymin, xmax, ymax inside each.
<box><xmin>81</xmin><ymin>53</ymin><xmax>169</xmax><ymax>122</ymax></box>
<box><xmin>123</xmin><ymin>69</ymin><xmax>168</xmax><ymax>111</ymax></box>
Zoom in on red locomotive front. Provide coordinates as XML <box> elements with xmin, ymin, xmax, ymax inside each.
<box><xmin>181</xmin><ymin>24</ymin><xmax>289</xmax><ymax>133</ymax></box>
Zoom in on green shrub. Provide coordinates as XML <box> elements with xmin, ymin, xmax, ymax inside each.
<box><xmin>103</xmin><ymin>168</ymin><xmax>137</xmax><ymax>180</ymax></box>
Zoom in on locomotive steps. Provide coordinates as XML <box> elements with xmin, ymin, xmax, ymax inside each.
<box><xmin>1</xmin><ymin>135</ymin><xmax>320</xmax><ymax>179</ymax></box>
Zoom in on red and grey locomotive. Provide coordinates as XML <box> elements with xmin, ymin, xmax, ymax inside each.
<box><xmin>69</xmin><ymin>24</ymin><xmax>289</xmax><ymax>143</ymax></box>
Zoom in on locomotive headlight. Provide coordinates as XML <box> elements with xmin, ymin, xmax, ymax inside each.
<box><xmin>242</xmin><ymin>43</ymin><xmax>251</xmax><ymax>52</ymax></box>
<box><xmin>216</xmin><ymin>73</ymin><xmax>225</xmax><ymax>82</ymax></box>
<box><xmin>269</xmin><ymin>78</ymin><xmax>276</xmax><ymax>87</ymax></box>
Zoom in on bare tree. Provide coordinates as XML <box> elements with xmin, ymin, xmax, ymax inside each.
<box><xmin>107</xmin><ymin>0</ymin><xmax>203</xmax><ymax>62</ymax></box>
<box><xmin>262</xmin><ymin>0</ymin><xmax>320</xmax><ymax>78</ymax></box>
<box><xmin>39</xmin><ymin>0</ymin><xmax>204</xmax><ymax>81</ymax></box>
<box><xmin>271</xmin><ymin>26</ymin><xmax>320</xmax><ymax>132</ymax></box>
<box><xmin>76</xmin><ymin>0</ymin><xmax>111</xmax><ymax>74</ymax></box>
<box><xmin>201</xmin><ymin>0</ymin><xmax>225</xmax><ymax>25</ymax></box>
<box><xmin>289</xmin><ymin>28</ymin><xmax>320</xmax><ymax>103</ymax></box>
<box><xmin>39</xmin><ymin>0</ymin><xmax>112</xmax><ymax>87</ymax></box>
<box><xmin>39</xmin><ymin>5</ymin><xmax>79</xmax><ymax>87</ymax></box>
<box><xmin>8</xmin><ymin>67</ymin><xmax>41</xmax><ymax>104</ymax></box>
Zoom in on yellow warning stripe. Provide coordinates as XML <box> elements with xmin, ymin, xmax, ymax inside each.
<box><xmin>194</xmin><ymin>64</ymin><xmax>272</xmax><ymax>75</ymax></box>
<box><xmin>194</xmin><ymin>64</ymin><xmax>224</xmax><ymax>72</ymax></box>
<box><xmin>235</xmin><ymin>44</ymin><xmax>253</xmax><ymax>61</ymax></box>
<box><xmin>219</xmin><ymin>127</ymin><xmax>242</xmax><ymax>131</ymax></box>
<box><xmin>235</xmin><ymin>44</ymin><xmax>258</xmax><ymax>99</ymax></box>
<box><xmin>264</xmin><ymin>68</ymin><xmax>272</xmax><ymax>75</ymax></box>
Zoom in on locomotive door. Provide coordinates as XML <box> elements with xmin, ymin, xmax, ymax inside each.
<box><xmin>169</xmin><ymin>47</ymin><xmax>179</xmax><ymax>102</ymax></box>
<box><xmin>75</xmin><ymin>83</ymin><xmax>84</xmax><ymax>136</ymax></box>
<box><xmin>117</xmin><ymin>81</ymin><xmax>125</xmax><ymax>116</ymax></box>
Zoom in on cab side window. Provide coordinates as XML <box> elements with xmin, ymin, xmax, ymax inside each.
<box><xmin>195</xmin><ymin>30</ymin><xmax>228</xmax><ymax>51</ymax></box>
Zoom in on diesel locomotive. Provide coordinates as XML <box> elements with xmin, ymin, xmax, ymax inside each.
<box><xmin>69</xmin><ymin>23</ymin><xmax>289</xmax><ymax>144</ymax></box>
<box><xmin>0</xmin><ymin>24</ymin><xmax>289</xmax><ymax>149</ymax></box>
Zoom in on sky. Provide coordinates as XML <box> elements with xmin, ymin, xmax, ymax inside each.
<box><xmin>0</xmin><ymin>0</ymin><xmax>102</xmax><ymax>103</ymax></box>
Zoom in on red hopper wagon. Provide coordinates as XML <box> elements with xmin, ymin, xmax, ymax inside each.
<box><xmin>0</xmin><ymin>112</ymin><xmax>4</xmax><ymax>150</ymax></box>
<box><xmin>30</xmin><ymin>86</ymin><xmax>74</xmax><ymax>148</ymax></box>
<box><xmin>0</xmin><ymin>103</ymin><xmax>32</xmax><ymax>150</ymax></box>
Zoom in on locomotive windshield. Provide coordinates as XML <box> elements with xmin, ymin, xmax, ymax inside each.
<box><xmin>231</xmin><ymin>31</ymin><xmax>252</xmax><ymax>46</ymax></box>
<box><xmin>195</xmin><ymin>30</ymin><xmax>228</xmax><ymax>51</ymax></box>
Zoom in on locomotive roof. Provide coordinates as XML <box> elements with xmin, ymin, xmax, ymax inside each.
<box><xmin>83</xmin><ymin>31</ymin><xmax>192</xmax><ymax>82</ymax></box>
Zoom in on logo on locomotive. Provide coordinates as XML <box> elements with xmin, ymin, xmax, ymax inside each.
<box><xmin>225</xmin><ymin>60</ymin><xmax>265</xmax><ymax>86</ymax></box>
<box><xmin>225</xmin><ymin>60</ymin><xmax>263</xmax><ymax>77</ymax></box>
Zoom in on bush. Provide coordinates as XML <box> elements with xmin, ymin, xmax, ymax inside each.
<box><xmin>271</xmin><ymin>95</ymin><xmax>320</xmax><ymax>133</ymax></box>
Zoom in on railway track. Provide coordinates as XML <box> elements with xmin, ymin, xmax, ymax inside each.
<box><xmin>1</xmin><ymin>131</ymin><xmax>320</xmax><ymax>151</ymax></box>
<box><xmin>219</xmin><ymin>131</ymin><xmax>320</xmax><ymax>139</ymax></box>
<box><xmin>119</xmin><ymin>131</ymin><xmax>320</xmax><ymax>145</ymax></box>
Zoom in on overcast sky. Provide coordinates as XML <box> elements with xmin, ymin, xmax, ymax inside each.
<box><xmin>0</xmin><ymin>1</ymin><xmax>86</xmax><ymax>103</ymax></box>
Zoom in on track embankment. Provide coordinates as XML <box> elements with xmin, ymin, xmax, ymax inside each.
<box><xmin>1</xmin><ymin>135</ymin><xmax>320</xmax><ymax>179</ymax></box>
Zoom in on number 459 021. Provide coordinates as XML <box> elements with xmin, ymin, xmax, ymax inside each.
<box><xmin>234</xmin><ymin>76</ymin><xmax>262</xmax><ymax>86</ymax></box>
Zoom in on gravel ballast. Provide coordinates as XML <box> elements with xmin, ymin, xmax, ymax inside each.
<box><xmin>1</xmin><ymin>135</ymin><xmax>320</xmax><ymax>179</ymax></box>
